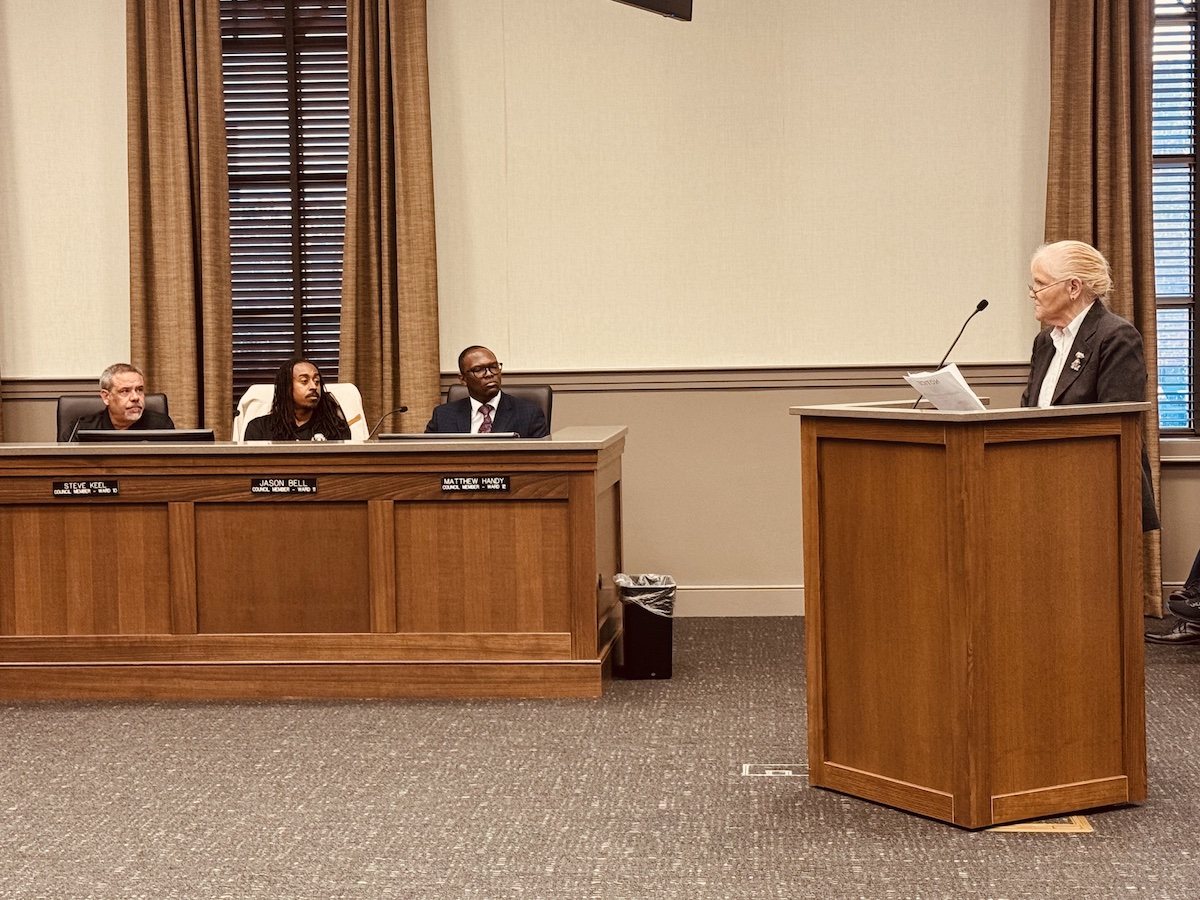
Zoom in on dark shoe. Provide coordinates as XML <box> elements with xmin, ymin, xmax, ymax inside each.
<box><xmin>1145</xmin><ymin>618</ymin><xmax>1200</xmax><ymax>644</ymax></box>
<box><xmin>1167</xmin><ymin>583</ymin><xmax>1200</xmax><ymax>622</ymax></box>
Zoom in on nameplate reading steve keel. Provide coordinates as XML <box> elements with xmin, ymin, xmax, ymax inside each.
<box><xmin>251</xmin><ymin>477</ymin><xmax>318</xmax><ymax>495</ymax></box>
<box><xmin>53</xmin><ymin>480</ymin><xmax>119</xmax><ymax>497</ymax></box>
<box><xmin>442</xmin><ymin>475</ymin><xmax>510</xmax><ymax>492</ymax></box>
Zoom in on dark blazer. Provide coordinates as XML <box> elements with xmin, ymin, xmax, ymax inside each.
<box><xmin>1020</xmin><ymin>301</ymin><xmax>1159</xmax><ymax>530</ymax></box>
<box><xmin>69</xmin><ymin>408</ymin><xmax>175</xmax><ymax>440</ymax></box>
<box><xmin>424</xmin><ymin>392</ymin><xmax>550</xmax><ymax>438</ymax></box>
<box><xmin>1020</xmin><ymin>301</ymin><xmax>1148</xmax><ymax>408</ymax></box>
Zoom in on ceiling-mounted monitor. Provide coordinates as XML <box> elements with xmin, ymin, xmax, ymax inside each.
<box><xmin>612</xmin><ymin>0</ymin><xmax>692</xmax><ymax>21</ymax></box>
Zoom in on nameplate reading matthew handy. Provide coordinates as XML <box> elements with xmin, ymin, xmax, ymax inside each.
<box><xmin>441</xmin><ymin>475</ymin><xmax>510</xmax><ymax>492</ymax></box>
<box><xmin>53</xmin><ymin>480</ymin><xmax>119</xmax><ymax>497</ymax></box>
<box><xmin>251</xmin><ymin>477</ymin><xmax>318</xmax><ymax>495</ymax></box>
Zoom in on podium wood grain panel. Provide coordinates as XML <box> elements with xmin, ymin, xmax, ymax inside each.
<box><xmin>991</xmin><ymin>775</ymin><xmax>1130</xmax><ymax>824</ymax></box>
<box><xmin>984</xmin><ymin>437</ymin><xmax>1125</xmax><ymax>792</ymax></box>
<box><xmin>817</xmin><ymin>438</ymin><xmax>955</xmax><ymax>792</ymax></box>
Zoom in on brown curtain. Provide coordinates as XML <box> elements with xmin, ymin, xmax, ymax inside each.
<box><xmin>340</xmin><ymin>0</ymin><xmax>441</xmax><ymax>434</ymax></box>
<box><xmin>1046</xmin><ymin>0</ymin><xmax>1161</xmax><ymax>615</ymax></box>
<box><xmin>126</xmin><ymin>0</ymin><xmax>232</xmax><ymax>438</ymax></box>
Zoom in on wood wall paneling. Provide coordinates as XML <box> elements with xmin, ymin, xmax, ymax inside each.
<box><xmin>394</xmin><ymin>499</ymin><xmax>571</xmax><ymax>634</ymax></box>
<box><xmin>0</xmin><ymin>505</ymin><xmax>171</xmax><ymax>635</ymax></box>
<box><xmin>194</xmin><ymin>502</ymin><xmax>372</xmax><ymax>633</ymax></box>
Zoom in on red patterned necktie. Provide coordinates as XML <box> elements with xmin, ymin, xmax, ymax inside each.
<box><xmin>479</xmin><ymin>403</ymin><xmax>493</xmax><ymax>433</ymax></box>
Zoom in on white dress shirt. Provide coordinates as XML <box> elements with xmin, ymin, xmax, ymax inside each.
<box><xmin>469</xmin><ymin>391</ymin><xmax>503</xmax><ymax>433</ymax></box>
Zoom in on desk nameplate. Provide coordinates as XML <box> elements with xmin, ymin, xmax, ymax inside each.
<box><xmin>52</xmin><ymin>479</ymin><xmax>118</xmax><ymax>497</ymax></box>
<box><xmin>251</xmin><ymin>477</ymin><xmax>317</xmax><ymax>495</ymax></box>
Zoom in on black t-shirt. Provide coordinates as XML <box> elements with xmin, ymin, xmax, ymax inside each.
<box><xmin>69</xmin><ymin>409</ymin><xmax>175</xmax><ymax>441</ymax></box>
<box><xmin>244</xmin><ymin>414</ymin><xmax>351</xmax><ymax>442</ymax></box>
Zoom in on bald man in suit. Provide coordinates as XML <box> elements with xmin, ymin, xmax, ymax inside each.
<box><xmin>424</xmin><ymin>345</ymin><xmax>549</xmax><ymax>438</ymax></box>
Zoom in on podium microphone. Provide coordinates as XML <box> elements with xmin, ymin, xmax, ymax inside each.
<box><xmin>367</xmin><ymin>407</ymin><xmax>409</xmax><ymax>439</ymax></box>
<box><xmin>912</xmin><ymin>299</ymin><xmax>988</xmax><ymax>409</ymax></box>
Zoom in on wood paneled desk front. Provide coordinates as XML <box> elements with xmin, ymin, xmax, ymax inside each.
<box><xmin>0</xmin><ymin>426</ymin><xmax>626</xmax><ymax>700</ymax></box>
<box><xmin>793</xmin><ymin>401</ymin><xmax>1147</xmax><ymax>829</ymax></box>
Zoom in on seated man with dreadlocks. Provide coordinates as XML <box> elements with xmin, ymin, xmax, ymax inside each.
<box><xmin>244</xmin><ymin>358</ymin><xmax>352</xmax><ymax>442</ymax></box>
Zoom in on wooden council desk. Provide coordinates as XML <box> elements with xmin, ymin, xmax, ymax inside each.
<box><xmin>0</xmin><ymin>426</ymin><xmax>626</xmax><ymax>700</ymax></box>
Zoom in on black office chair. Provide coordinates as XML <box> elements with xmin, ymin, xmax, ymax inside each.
<box><xmin>445</xmin><ymin>384</ymin><xmax>552</xmax><ymax>431</ymax></box>
<box><xmin>56</xmin><ymin>393</ymin><xmax>170</xmax><ymax>442</ymax></box>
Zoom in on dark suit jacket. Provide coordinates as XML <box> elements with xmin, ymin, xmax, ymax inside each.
<box><xmin>1020</xmin><ymin>301</ymin><xmax>1147</xmax><ymax>408</ymax></box>
<box><xmin>424</xmin><ymin>392</ymin><xmax>550</xmax><ymax>438</ymax></box>
<box><xmin>69</xmin><ymin>408</ymin><xmax>175</xmax><ymax>441</ymax></box>
<box><xmin>1020</xmin><ymin>302</ymin><xmax>1159</xmax><ymax>530</ymax></box>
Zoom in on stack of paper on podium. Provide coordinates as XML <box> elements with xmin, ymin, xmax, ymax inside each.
<box><xmin>903</xmin><ymin>363</ymin><xmax>986</xmax><ymax>411</ymax></box>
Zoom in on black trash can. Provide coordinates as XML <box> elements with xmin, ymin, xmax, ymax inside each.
<box><xmin>615</xmin><ymin>574</ymin><xmax>675</xmax><ymax>679</ymax></box>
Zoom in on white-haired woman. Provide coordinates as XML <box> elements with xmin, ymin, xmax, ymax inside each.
<box><xmin>1021</xmin><ymin>239</ymin><xmax>1158</xmax><ymax>529</ymax></box>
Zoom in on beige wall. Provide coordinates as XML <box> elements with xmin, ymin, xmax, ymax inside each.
<box><xmin>0</xmin><ymin>0</ymin><xmax>130</xmax><ymax>379</ymax></box>
<box><xmin>426</xmin><ymin>0</ymin><xmax>1050</xmax><ymax>371</ymax></box>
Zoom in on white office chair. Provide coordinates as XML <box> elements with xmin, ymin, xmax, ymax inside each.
<box><xmin>233</xmin><ymin>382</ymin><xmax>369</xmax><ymax>442</ymax></box>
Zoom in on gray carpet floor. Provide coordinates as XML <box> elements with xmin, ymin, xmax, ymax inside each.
<box><xmin>1</xmin><ymin>618</ymin><xmax>1198</xmax><ymax>899</ymax></box>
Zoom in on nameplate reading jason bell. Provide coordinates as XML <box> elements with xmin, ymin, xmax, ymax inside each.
<box><xmin>251</xmin><ymin>477</ymin><xmax>318</xmax><ymax>495</ymax></box>
<box><xmin>52</xmin><ymin>480</ymin><xmax>119</xmax><ymax>497</ymax></box>
<box><xmin>441</xmin><ymin>475</ymin><xmax>510</xmax><ymax>493</ymax></box>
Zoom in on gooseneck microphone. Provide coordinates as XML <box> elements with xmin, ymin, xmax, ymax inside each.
<box><xmin>934</xmin><ymin>298</ymin><xmax>988</xmax><ymax>370</ymax></box>
<box><xmin>367</xmin><ymin>407</ymin><xmax>409</xmax><ymax>439</ymax></box>
<box><xmin>912</xmin><ymin>299</ymin><xmax>989</xmax><ymax>409</ymax></box>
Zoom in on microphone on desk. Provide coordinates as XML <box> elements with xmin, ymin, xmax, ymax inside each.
<box><xmin>912</xmin><ymin>299</ymin><xmax>988</xmax><ymax>409</ymax></box>
<box><xmin>66</xmin><ymin>417</ymin><xmax>83</xmax><ymax>444</ymax></box>
<box><xmin>367</xmin><ymin>407</ymin><xmax>409</xmax><ymax>440</ymax></box>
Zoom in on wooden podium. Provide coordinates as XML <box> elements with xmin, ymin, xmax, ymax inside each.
<box><xmin>792</xmin><ymin>401</ymin><xmax>1148</xmax><ymax>829</ymax></box>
